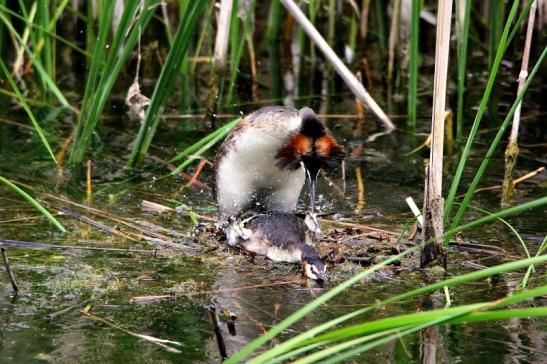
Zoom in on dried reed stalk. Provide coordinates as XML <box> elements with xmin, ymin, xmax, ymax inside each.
<box><xmin>213</xmin><ymin>0</ymin><xmax>233</xmax><ymax>71</ymax></box>
<box><xmin>422</xmin><ymin>0</ymin><xmax>453</xmax><ymax>267</ymax></box>
<box><xmin>280</xmin><ymin>0</ymin><xmax>394</xmax><ymax>130</ymax></box>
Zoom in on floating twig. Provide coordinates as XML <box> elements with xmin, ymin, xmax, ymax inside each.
<box><xmin>449</xmin><ymin>241</ymin><xmax>507</xmax><ymax>256</ymax></box>
<box><xmin>1</xmin><ymin>247</ymin><xmax>18</xmax><ymax>292</ymax></box>
<box><xmin>130</xmin><ymin>280</ymin><xmax>299</xmax><ymax>305</ymax></box>
<box><xmin>0</xmin><ymin>215</ymin><xmax>46</xmax><ymax>224</ymax></box>
<box><xmin>45</xmin><ymin>299</ymin><xmax>93</xmax><ymax>321</ymax></box>
<box><xmin>0</xmin><ymin>239</ymin><xmax>157</xmax><ymax>255</ymax></box>
<box><xmin>456</xmin><ymin>166</ymin><xmax>545</xmax><ymax>198</ymax></box>
<box><xmin>208</xmin><ymin>306</ymin><xmax>228</xmax><ymax>360</ymax></box>
<box><xmin>81</xmin><ymin>310</ymin><xmax>182</xmax><ymax>353</ymax></box>
<box><xmin>319</xmin><ymin>218</ymin><xmax>400</xmax><ymax>237</ymax></box>
<box><xmin>56</xmin><ymin>207</ymin><xmax>140</xmax><ymax>242</ymax></box>
<box><xmin>141</xmin><ymin>200</ymin><xmax>216</xmax><ymax>222</ymax></box>
<box><xmin>36</xmin><ymin>193</ymin><xmax>181</xmax><ymax>245</ymax></box>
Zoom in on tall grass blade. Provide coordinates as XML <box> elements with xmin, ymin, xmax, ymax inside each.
<box><xmin>37</xmin><ymin>0</ymin><xmax>54</xmax><ymax>88</ymax></box>
<box><xmin>225</xmin><ymin>0</ymin><xmax>257</xmax><ymax>107</ymax></box>
<box><xmin>446</xmin><ymin>44</ymin><xmax>547</xmax><ymax>244</ymax></box>
<box><xmin>407</xmin><ymin>0</ymin><xmax>420</xmax><ymax>125</ymax></box>
<box><xmin>521</xmin><ymin>235</ymin><xmax>546</xmax><ymax>288</ymax></box>
<box><xmin>171</xmin><ymin>118</ymin><xmax>241</xmax><ymax>174</ymax></box>
<box><xmin>455</xmin><ymin>0</ymin><xmax>471</xmax><ymax>144</ymax></box>
<box><xmin>70</xmin><ymin>0</ymin><xmax>157</xmax><ymax>164</ymax></box>
<box><xmin>0</xmin><ymin>11</ymin><xmax>71</xmax><ymax>109</ymax></box>
<box><xmin>0</xmin><ymin>58</ymin><xmax>56</xmax><ymax>162</ymax></box>
<box><xmin>0</xmin><ymin>176</ymin><xmax>66</xmax><ymax>233</ymax></box>
<box><xmin>444</xmin><ymin>0</ymin><xmax>522</xmax><ymax>221</ymax></box>
<box><xmin>266</xmin><ymin>0</ymin><xmax>283</xmax><ymax>41</ymax></box>
<box><xmin>0</xmin><ymin>4</ymin><xmax>89</xmax><ymax>58</ymax></box>
<box><xmin>127</xmin><ymin>1</ymin><xmax>207</xmax><ymax>168</ymax></box>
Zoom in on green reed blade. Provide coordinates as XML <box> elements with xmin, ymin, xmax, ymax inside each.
<box><xmin>309</xmin><ymin>286</ymin><xmax>547</xmax><ymax>346</ymax></box>
<box><xmin>70</xmin><ymin>0</ymin><xmax>157</xmax><ymax>164</ymax></box>
<box><xmin>454</xmin><ymin>202</ymin><xmax>531</xmax><ymax>260</ymax></box>
<box><xmin>294</xmin><ymin>305</ymin><xmax>488</xmax><ymax>364</ymax></box>
<box><xmin>407</xmin><ymin>0</ymin><xmax>420</xmax><ymax>125</ymax></box>
<box><xmin>305</xmin><ymin>286</ymin><xmax>547</xmax><ymax>363</ymax></box>
<box><xmin>127</xmin><ymin>1</ymin><xmax>207</xmax><ymax>168</ymax></box>
<box><xmin>266</xmin><ymin>0</ymin><xmax>283</xmax><ymax>42</ymax></box>
<box><xmin>170</xmin><ymin>117</ymin><xmax>241</xmax><ymax>163</ymax></box>
<box><xmin>0</xmin><ymin>3</ymin><xmax>89</xmax><ymax>58</ymax></box>
<box><xmin>446</xmin><ymin>44</ymin><xmax>547</xmax><ymax>244</ymax></box>
<box><xmin>444</xmin><ymin>0</ymin><xmax>524</xmax><ymax>222</ymax></box>
<box><xmin>0</xmin><ymin>11</ymin><xmax>71</xmax><ymax>110</ymax></box>
<box><xmin>225</xmin><ymin>0</ymin><xmax>257</xmax><ymax>108</ymax></box>
<box><xmin>0</xmin><ymin>176</ymin><xmax>66</xmax><ymax>233</ymax></box>
<box><xmin>171</xmin><ymin>118</ymin><xmax>241</xmax><ymax>175</ymax></box>
<box><xmin>37</xmin><ymin>0</ymin><xmax>54</xmax><ymax>87</ymax></box>
<box><xmin>319</xmin><ymin>306</ymin><xmax>547</xmax><ymax>364</ymax></box>
<box><xmin>0</xmin><ymin>58</ymin><xmax>56</xmax><ymax>163</ymax></box>
<box><xmin>521</xmin><ymin>235</ymin><xmax>546</xmax><ymax>289</ymax></box>
<box><xmin>455</xmin><ymin>0</ymin><xmax>471</xmax><ymax>144</ymax></box>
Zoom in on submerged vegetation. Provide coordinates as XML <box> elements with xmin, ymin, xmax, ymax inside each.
<box><xmin>0</xmin><ymin>0</ymin><xmax>546</xmax><ymax>362</ymax></box>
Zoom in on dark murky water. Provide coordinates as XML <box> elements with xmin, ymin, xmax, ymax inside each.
<box><xmin>1</xmin><ymin>28</ymin><xmax>546</xmax><ymax>364</ymax></box>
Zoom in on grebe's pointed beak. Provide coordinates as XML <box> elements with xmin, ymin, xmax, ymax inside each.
<box><xmin>302</xmin><ymin>161</ymin><xmax>320</xmax><ymax>213</ymax></box>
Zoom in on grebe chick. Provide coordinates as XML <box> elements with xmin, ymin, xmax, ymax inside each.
<box><xmin>215</xmin><ymin>106</ymin><xmax>344</xmax><ymax>219</ymax></box>
<box><xmin>226</xmin><ymin>213</ymin><xmax>326</xmax><ymax>281</ymax></box>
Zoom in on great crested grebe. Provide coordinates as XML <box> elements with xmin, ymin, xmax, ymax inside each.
<box><xmin>215</xmin><ymin>106</ymin><xmax>344</xmax><ymax>219</ymax></box>
<box><xmin>226</xmin><ymin>212</ymin><xmax>327</xmax><ymax>281</ymax></box>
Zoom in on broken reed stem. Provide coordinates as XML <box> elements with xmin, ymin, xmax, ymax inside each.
<box><xmin>280</xmin><ymin>0</ymin><xmax>394</xmax><ymax>130</ymax></box>
<box><xmin>360</xmin><ymin>0</ymin><xmax>371</xmax><ymax>39</ymax></box>
<box><xmin>1</xmin><ymin>247</ymin><xmax>19</xmax><ymax>292</ymax></box>
<box><xmin>457</xmin><ymin>166</ymin><xmax>544</xmax><ymax>198</ymax></box>
<box><xmin>354</xmin><ymin>167</ymin><xmax>365</xmax><ymax>214</ymax></box>
<box><xmin>55</xmin><ymin>131</ymin><xmax>75</xmax><ymax>177</ymax></box>
<box><xmin>213</xmin><ymin>0</ymin><xmax>233</xmax><ymax>71</ymax></box>
<box><xmin>502</xmin><ymin>0</ymin><xmax>537</xmax><ymax>206</ymax></box>
<box><xmin>209</xmin><ymin>306</ymin><xmax>228</xmax><ymax>359</ymax></box>
<box><xmin>81</xmin><ymin>310</ymin><xmax>182</xmax><ymax>353</ymax></box>
<box><xmin>422</xmin><ymin>0</ymin><xmax>453</xmax><ymax>267</ymax></box>
<box><xmin>247</xmin><ymin>34</ymin><xmax>259</xmax><ymax>101</ymax></box>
